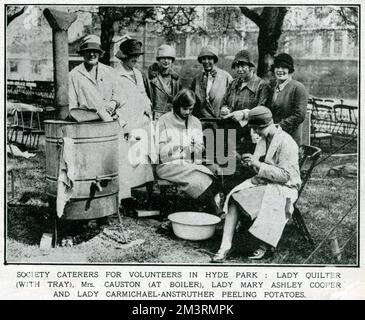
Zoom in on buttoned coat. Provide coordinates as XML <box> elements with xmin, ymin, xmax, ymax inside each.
<box><xmin>221</xmin><ymin>74</ymin><xmax>272</xmax><ymax>154</ymax></box>
<box><xmin>191</xmin><ymin>67</ymin><xmax>233</xmax><ymax>119</ymax></box>
<box><xmin>223</xmin><ymin>74</ymin><xmax>272</xmax><ymax>112</ymax></box>
<box><xmin>144</xmin><ymin>64</ymin><xmax>181</xmax><ymax>118</ymax></box>
<box><xmin>271</xmin><ymin>79</ymin><xmax>308</xmax><ymax>145</ymax></box>
<box><xmin>69</xmin><ymin>62</ymin><xmax>120</xmax><ymax>112</ymax></box>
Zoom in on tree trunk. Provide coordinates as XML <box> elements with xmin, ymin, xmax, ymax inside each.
<box><xmin>256</xmin><ymin>7</ymin><xmax>287</xmax><ymax>78</ymax></box>
<box><xmin>99</xmin><ymin>17</ymin><xmax>114</xmax><ymax>65</ymax></box>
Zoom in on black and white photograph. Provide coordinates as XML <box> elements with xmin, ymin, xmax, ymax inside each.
<box><xmin>3</xmin><ymin>1</ymin><xmax>360</xmax><ymax>272</ymax></box>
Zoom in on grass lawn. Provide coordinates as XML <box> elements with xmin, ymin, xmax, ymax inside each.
<box><xmin>6</xmin><ymin>136</ymin><xmax>358</xmax><ymax>265</ymax></box>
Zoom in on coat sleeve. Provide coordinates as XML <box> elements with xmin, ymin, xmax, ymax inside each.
<box><xmin>112</xmin><ymin>74</ymin><xmax>127</xmax><ymax>110</ymax></box>
<box><xmin>256</xmin><ymin>139</ymin><xmax>299</xmax><ymax>184</ymax></box>
<box><xmin>279</xmin><ymin>83</ymin><xmax>308</xmax><ymax>134</ymax></box>
<box><xmin>220</xmin><ymin>74</ymin><xmax>233</xmax><ymax>111</ymax></box>
<box><xmin>257</xmin><ymin>81</ymin><xmax>273</xmax><ymax>107</ymax></box>
<box><xmin>190</xmin><ymin>76</ymin><xmax>196</xmax><ymax>91</ymax></box>
<box><xmin>191</xmin><ymin>76</ymin><xmax>202</xmax><ymax>117</ymax></box>
<box><xmin>143</xmin><ymin>71</ymin><xmax>152</xmax><ymax>101</ymax></box>
<box><xmin>191</xmin><ymin>119</ymin><xmax>205</xmax><ymax>154</ymax></box>
<box><xmin>110</xmin><ymin>71</ymin><xmax>125</xmax><ymax>108</ymax></box>
<box><xmin>157</xmin><ymin>118</ymin><xmax>179</xmax><ymax>163</ymax></box>
<box><xmin>221</xmin><ymin>81</ymin><xmax>232</xmax><ymax>108</ymax></box>
<box><xmin>176</xmin><ymin>78</ymin><xmax>182</xmax><ymax>93</ymax></box>
<box><xmin>226</xmin><ymin>72</ymin><xmax>233</xmax><ymax>86</ymax></box>
<box><xmin>68</xmin><ymin>72</ymin><xmax>78</xmax><ymax>110</ymax></box>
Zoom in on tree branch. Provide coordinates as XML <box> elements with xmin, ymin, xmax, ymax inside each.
<box><xmin>239</xmin><ymin>7</ymin><xmax>262</xmax><ymax>27</ymax></box>
<box><xmin>7</xmin><ymin>6</ymin><xmax>25</xmax><ymax>25</ymax></box>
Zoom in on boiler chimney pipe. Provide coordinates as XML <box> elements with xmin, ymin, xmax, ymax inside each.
<box><xmin>44</xmin><ymin>8</ymin><xmax>77</xmax><ymax>119</ymax></box>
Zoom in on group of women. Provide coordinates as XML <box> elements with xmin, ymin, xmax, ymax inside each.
<box><xmin>69</xmin><ymin>34</ymin><xmax>308</xmax><ymax>262</ymax></box>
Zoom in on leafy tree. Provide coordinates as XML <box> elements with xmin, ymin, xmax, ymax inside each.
<box><xmin>153</xmin><ymin>6</ymin><xmax>198</xmax><ymax>41</ymax></box>
<box><xmin>336</xmin><ymin>6</ymin><xmax>358</xmax><ymax>41</ymax></box>
<box><xmin>203</xmin><ymin>6</ymin><xmax>287</xmax><ymax>77</ymax></box>
<box><xmin>95</xmin><ymin>6</ymin><xmax>198</xmax><ymax>65</ymax></box>
<box><xmin>204</xmin><ymin>7</ymin><xmax>244</xmax><ymax>37</ymax></box>
<box><xmin>97</xmin><ymin>7</ymin><xmax>155</xmax><ymax>64</ymax></box>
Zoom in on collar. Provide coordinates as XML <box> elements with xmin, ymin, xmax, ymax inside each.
<box><xmin>203</xmin><ymin>67</ymin><xmax>217</xmax><ymax>78</ymax></box>
<box><xmin>264</xmin><ymin>125</ymin><xmax>283</xmax><ymax>161</ymax></box>
<box><xmin>76</xmin><ymin>63</ymin><xmax>102</xmax><ymax>84</ymax></box>
<box><xmin>116</xmin><ymin>62</ymin><xmax>137</xmax><ymax>78</ymax></box>
<box><xmin>276</xmin><ymin>78</ymin><xmax>291</xmax><ymax>91</ymax></box>
<box><xmin>159</xmin><ymin>66</ymin><xmax>171</xmax><ymax>77</ymax></box>
<box><xmin>235</xmin><ymin>74</ymin><xmax>260</xmax><ymax>92</ymax></box>
<box><xmin>148</xmin><ymin>62</ymin><xmax>179</xmax><ymax>80</ymax></box>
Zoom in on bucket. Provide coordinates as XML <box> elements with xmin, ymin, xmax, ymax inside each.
<box><xmin>45</xmin><ymin>120</ymin><xmax>119</xmax><ymax>220</ymax></box>
<box><xmin>168</xmin><ymin>211</ymin><xmax>221</xmax><ymax>241</ymax></box>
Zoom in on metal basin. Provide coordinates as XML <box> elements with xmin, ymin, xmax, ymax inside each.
<box><xmin>168</xmin><ymin>211</ymin><xmax>221</xmax><ymax>241</ymax></box>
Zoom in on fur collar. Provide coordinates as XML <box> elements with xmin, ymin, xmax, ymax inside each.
<box><xmin>148</xmin><ymin>62</ymin><xmax>179</xmax><ymax>80</ymax></box>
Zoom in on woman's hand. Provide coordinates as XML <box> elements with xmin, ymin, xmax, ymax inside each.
<box><xmin>97</xmin><ymin>108</ymin><xmax>114</xmax><ymax>121</ymax></box>
<box><xmin>222</xmin><ymin>110</ymin><xmax>248</xmax><ymax>122</ymax></box>
<box><xmin>241</xmin><ymin>153</ymin><xmax>261</xmax><ymax>172</ymax></box>
<box><xmin>220</xmin><ymin>106</ymin><xmax>231</xmax><ymax>117</ymax></box>
<box><xmin>104</xmin><ymin>101</ymin><xmax>118</xmax><ymax>115</ymax></box>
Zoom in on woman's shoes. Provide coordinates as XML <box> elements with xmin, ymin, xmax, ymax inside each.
<box><xmin>210</xmin><ymin>247</ymin><xmax>231</xmax><ymax>263</ymax></box>
<box><xmin>248</xmin><ymin>245</ymin><xmax>272</xmax><ymax>260</ymax></box>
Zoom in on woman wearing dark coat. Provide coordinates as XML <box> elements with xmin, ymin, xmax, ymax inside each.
<box><xmin>144</xmin><ymin>45</ymin><xmax>181</xmax><ymax>120</ymax></box>
<box><xmin>270</xmin><ymin>53</ymin><xmax>308</xmax><ymax>145</ymax></box>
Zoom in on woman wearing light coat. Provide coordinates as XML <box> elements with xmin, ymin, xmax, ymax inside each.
<box><xmin>113</xmin><ymin>38</ymin><xmax>155</xmax><ymax>204</ymax></box>
<box><xmin>156</xmin><ymin>89</ymin><xmax>223</xmax><ymax>216</ymax></box>
<box><xmin>212</xmin><ymin>106</ymin><xmax>301</xmax><ymax>262</ymax></box>
<box><xmin>69</xmin><ymin>35</ymin><xmax>120</xmax><ymax>121</ymax></box>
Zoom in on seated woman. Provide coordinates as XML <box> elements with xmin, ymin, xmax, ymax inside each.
<box><xmin>155</xmin><ymin>88</ymin><xmax>222</xmax><ymax>216</ymax></box>
<box><xmin>211</xmin><ymin>106</ymin><xmax>301</xmax><ymax>262</ymax></box>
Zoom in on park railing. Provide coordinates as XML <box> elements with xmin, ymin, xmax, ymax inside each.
<box><xmin>6</xmin><ymin>80</ymin><xmax>358</xmax><ymax>140</ymax></box>
<box><xmin>7</xmin><ymin>80</ymin><xmax>55</xmax><ymax>112</ymax></box>
<box><xmin>309</xmin><ymin>97</ymin><xmax>358</xmax><ymax>138</ymax></box>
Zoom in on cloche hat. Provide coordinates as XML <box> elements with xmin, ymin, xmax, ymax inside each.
<box><xmin>197</xmin><ymin>45</ymin><xmax>219</xmax><ymax>63</ymax></box>
<box><xmin>231</xmin><ymin>50</ymin><xmax>255</xmax><ymax>68</ymax></box>
<box><xmin>115</xmin><ymin>38</ymin><xmax>144</xmax><ymax>60</ymax></box>
<box><xmin>272</xmin><ymin>53</ymin><xmax>295</xmax><ymax>73</ymax></box>
<box><xmin>248</xmin><ymin>106</ymin><xmax>273</xmax><ymax>128</ymax></box>
<box><xmin>156</xmin><ymin>44</ymin><xmax>176</xmax><ymax>61</ymax></box>
<box><xmin>77</xmin><ymin>35</ymin><xmax>104</xmax><ymax>54</ymax></box>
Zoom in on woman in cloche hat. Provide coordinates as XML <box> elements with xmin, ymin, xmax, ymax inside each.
<box><xmin>219</xmin><ymin>50</ymin><xmax>272</xmax><ymax>189</ymax></box>
<box><xmin>69</xmin><ymin>35</ymin><xmax>121</xmax><ymax>121</ymax></box>
<box><xmin>271</xmin><ymin>53</ymin><xmax>308</xmax><ymax>145</ymax></box>
<box><xmin>211</xmin><ymin>106</ymin><xmax>301</xmax><ymax>262</ymax></box>
<box><xmin>191</xmin><ymin>45</ymin><xmax>232</xmax><ymax>120</ymax></box>
<box><xmin>144</xmin><ymin>44</ymin><xmax>181</xmax><ymax>120</ymax></box>
<box><xmin>113</xmin><ymin>37</ymin><xmax>155</xmax><ymax>211</ymax></box>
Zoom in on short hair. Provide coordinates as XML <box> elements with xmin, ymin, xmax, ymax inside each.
<box><xmin>172</xmin><ymin>89</ymin><xmax>196</xmax><ymax>113</ymax></box>
<box><xmin>270</xmin><ymin>62</ymin><xmax>295</xmax><ymax>74</ymax></box>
